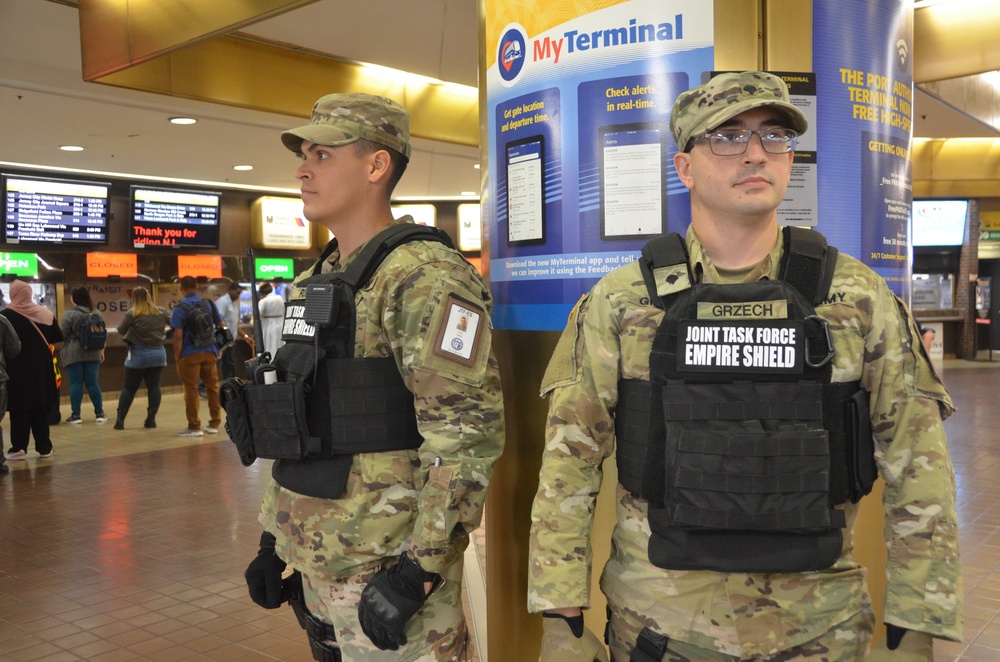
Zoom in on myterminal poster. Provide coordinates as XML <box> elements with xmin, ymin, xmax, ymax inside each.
<box><xmin>814</xmin><ymin>0</ymin><xmax>914</xmax><ymax>297</ymax></box>
<box><xmin>485</xmin><ymin>0</ymin><xmax>714</xmax><ymax>331</ymax></box>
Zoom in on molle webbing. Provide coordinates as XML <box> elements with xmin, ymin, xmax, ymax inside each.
<box><xmin>322</xmin><ymin>356</ymin><xmax>422</xmax><ymax>455</ymax></box>
<box><xmin>272</xmin><ymin>357</ymin><xmax>423</xmax><ymax>499</ymax></box>
<box><xmin>269</xmin><ymin>224</ymin><xmax>455</xmax><ymax>499</ymax></box>
<box><xmin>616</xmin><ymin>378</ymin><xmax>865</xmax><ymax>508</ymax></box>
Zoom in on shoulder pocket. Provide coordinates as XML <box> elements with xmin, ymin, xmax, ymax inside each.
<box><xmin>540</xmin><ymin>293</ymin><xmax>590</xmax><ymax>395</ymax></box>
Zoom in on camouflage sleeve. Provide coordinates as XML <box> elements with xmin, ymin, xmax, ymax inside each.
<box><xmin>527</xmin><ymin>289</ymin><xmax>619</xmax><ymax>612</ymax></box>
<box><xmin>864</xmin><ymin>279</ymin><xmax>962</xmax><ymax>641</ymax></box>
<box><xmin>384</xmin><ymin>254</ymin><xmax>505</xmax><ymax>576</ymax></box>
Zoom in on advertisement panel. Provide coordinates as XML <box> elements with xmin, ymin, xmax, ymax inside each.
<box><xmin>485</xmin><ymin>0</ymin><xmax>714</xmax><ymax>330</ymax></box>
<box><xmin>813</xmin><ymin>0</ymin><xmax>914</xmax><ymax>297</ymax></box>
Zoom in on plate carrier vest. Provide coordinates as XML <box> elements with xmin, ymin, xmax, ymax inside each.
<box><xmin>614</xmin><ymin>227</ymin><xmax>877</xmax><ymax>573</ymax></box>
<box><xmin>222</xmin><ymin>224</ymin><xmax>457</xmax><ymax>499</ymax></box>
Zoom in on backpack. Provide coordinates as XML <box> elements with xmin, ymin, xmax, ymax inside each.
<box><xmin>178</xmin><ymin>299</ymin><xmax>218</xmax><ymax>349</ymax></box>
<box><xmin>76</xmin><ymin>308</ymin><xmax>107</xmax><ymax>351</ymax></box>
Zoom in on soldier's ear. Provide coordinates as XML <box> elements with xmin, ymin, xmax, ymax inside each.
<box><xmin>368</xmin><ymin>149</ymin><xmax>391</xmax><ymax>183</ymax></box>
<box><xmin>674</xmin><ymin>151</ymin><xmax>694</xmax><ymax>190</ymax></box>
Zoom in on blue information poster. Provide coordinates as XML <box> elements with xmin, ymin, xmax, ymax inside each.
<box><xmin>485</xmin><ymin>0</ymin><xmax>715</xmax><ymax>330</ymax></box>
<box><xmin>813</xmin><ymin>0</ymin><xmax>914</xmax><ymax>296</ymax></box>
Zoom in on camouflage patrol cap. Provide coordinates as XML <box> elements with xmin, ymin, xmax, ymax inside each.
<box><xmin>281</xmin><ymin>93</ymin><xmax>411</xmax><ymax>160</ymax></box>
<box><xmin>670</xmin><ymin>71</ymin><xmax>808</xmax><ymax>152</ymax></box>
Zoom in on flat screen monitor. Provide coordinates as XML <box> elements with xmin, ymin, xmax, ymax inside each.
<box><xmin>2</xmin><ymin>173</ymin><xmax>111</xmax><ymax>245</ymax></box>
<box><xmin>911</xmin><ymin>199</ymin><xmax>968</xmax><ymax>246</ymax></box>
<box><xmin>130</xmin><ymin>185</ymin><xmax>221</xmax><ymax>249</ymax></box>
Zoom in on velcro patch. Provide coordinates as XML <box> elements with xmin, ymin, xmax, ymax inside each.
<box><xmin>697</xmin><ymin>299</ymin><xmax>788</xmax><ymax>320</ymax></box>
<box><xmin>432</xmin><ymin>294</ymin><xmax>485</xmax><ymax>367</ymax></box>
<box><xmin>678</xmin><ymin>320</ymin><xmax>804</xmax><ymax>374</ymax></box>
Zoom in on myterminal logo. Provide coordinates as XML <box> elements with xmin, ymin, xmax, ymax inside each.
<box><xmin>498</xmin><ymin>24</ymin><xmax>528</xmax><ymax>83</ymax></box>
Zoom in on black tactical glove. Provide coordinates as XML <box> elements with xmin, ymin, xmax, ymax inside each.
<box><xmin>886</xmin><ymin>624</ymin><xmax>908</xmax><ymax>650</ymax></box>
<box><xmin>244</xmin><ymin>532</ymin><xmax>286</xmax><ymax>609</ymax></box>
<box><xmin>540</xmin><ymin>612</ymin><xmax>609</xmax><ymax>662</ymax></box>
<box><xmin>866</xmin><ymin>624</ymin><xmax>932</xmax><ymax>661</ymax></box>
<box><xmin>357</xmin><ymin>554</ymin><xmax>440</xmax><ymax>650</ymax></box>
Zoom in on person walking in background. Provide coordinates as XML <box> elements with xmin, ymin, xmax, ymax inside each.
<box><xmin>215</xmin><ymin>282</ymin><xmax>252</xmax><ymax>380</ymax></box>
<box><xmin>171</xmin><ymin>276</ymin><xmax>223</xmax><ymax>437</ymax></box>
<box><xmin>2</xmin><ymin>280</ymin><xmax>63</xmax><ymax>461</ymax></box>
<box><xmin>59</xmin><ymin>285</ymin><xmax>107</xmax><ymax>424</ymax></box>
<box><xmin>198</xmin><ymin>285</ymin><xmax>224</xmax><ymax>398</ymax></box>
<box><xmin>0</xmin><ymin>311</ymin><xmax>22</xmax><ymax>474</ymax></box>
<box><xmin>115</xmin><ymin>286</ymin><xmax>170</xmax><ymax>430</ymax></box>
<box><xmin>257</xmin><ymin>282</ymin><xmax>284</xmax><ymax>356</ymax></box>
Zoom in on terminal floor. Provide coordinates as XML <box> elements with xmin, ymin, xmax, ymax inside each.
<box><xmin>0</xmin><ymin>359</ymin><xmax>998</xmax><ymax>661</ymax></box>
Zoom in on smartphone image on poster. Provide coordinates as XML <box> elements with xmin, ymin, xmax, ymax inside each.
<box><xmin>505</xmin><ymin>135</ymin><xmax>546</xmax><ymax>246</ymax></box>
<box><xmin>599</xmin><ymin>122</ymin><xmax>667</xmax><ymax>241</ymax></box>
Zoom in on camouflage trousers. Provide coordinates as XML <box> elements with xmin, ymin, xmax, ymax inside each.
<box><xmin>608</xmin><ymin>599</ymin><xmax>874</xmax><ymax>661</ymax></box>
<box><xmin>302</xmin><ymin>554</ymin><xmax>470</xmax><ymax>662</ymax></box>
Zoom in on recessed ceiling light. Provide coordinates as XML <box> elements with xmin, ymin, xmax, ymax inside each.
<box><xmin>169</xmin><ymin>117</ymin><xmax>197</xmax><ymax>125</ymax></box>
<box><xmin>473</xmin><ymin>163</ymin><xmax>481</xmax><ymax>169</ymax></box>
<box><xmin>233</xmin><ymin>165</ymin><xmax>254</xmax><ymax>171</ymax></box>
<box><xmin>59</xmin><ymin>145</ymin><xmax>85</xmax><ymax>151</ymax></box>
<box><xmin>461</xmin><ymin>191</ymin><xmax>478</xmax><ymax>196</ymax></box>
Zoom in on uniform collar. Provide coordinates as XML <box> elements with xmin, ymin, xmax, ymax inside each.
<box><xmin>685</xmin><ymin>225</ymin><xmax>783</xmax><ymax>284</ymax></box>
<box><xmin>320</xmin><ymin>216</ymin><xmax>414</xmax><ymax>273</ymax></box>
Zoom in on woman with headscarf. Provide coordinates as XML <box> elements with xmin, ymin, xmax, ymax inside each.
<box><xmin>114</xmin><ymin>286</ymin><xmax>170</xmax><ymax>429</ymax></box>
<box><xmin>1</xmin><ymin>280</ymin><xmax>63</xmax><ymax>461</ymax></box>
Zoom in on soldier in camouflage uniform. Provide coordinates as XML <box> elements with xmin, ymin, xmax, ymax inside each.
<box><xmin>527</xmin><ymin>72</ymin><xmax>961</xmax><ymax>661</ymax></box>
<box><xmin>246</xmin><ymin>93</ymin><xmax>505</xmax><ymax>661</ymax></box>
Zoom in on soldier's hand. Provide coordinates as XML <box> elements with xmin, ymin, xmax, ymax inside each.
<box><xmin>864</xmin><ymin>625</ymin><xmax>933</xmax><ymax>661</ymax></box>
<box><xmin>357</xmin><ymin>554</ymin><xmax>440</xmax><ymax>650</ymax></box>
<box><xmin>540</xmin><ymin>612</ymin><xmax>609</xmax><ymax>662</ymax></box>
<box><xmin>244</xmin><ymin>532</ymin><xmax>287</xmax><ymax>609</ymax></box>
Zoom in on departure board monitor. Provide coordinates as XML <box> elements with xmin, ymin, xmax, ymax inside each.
<box><xmin>130</xmin><ymin>185</ymin><xmax>221</xmax><ymax>249</ymax></box>
<box><xmin>911</xmin><ymin>199</ymin><xmax>968</xmax><ymax>247</ymax></box>
<box><xmin>2</xmin><ymin>173</ymin><xmax>111</xmax><ymax>245</ymax></box>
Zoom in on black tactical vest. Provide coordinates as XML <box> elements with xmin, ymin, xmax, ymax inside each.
<box><xmin>268</xmin><ymin>223</ymin><xmax>457</xmax><ymax>498</ymax></box>
<box><xmin>615</xmin><ymin>227</ymin><xmax>877</xmax><ymax>573</ymax></box>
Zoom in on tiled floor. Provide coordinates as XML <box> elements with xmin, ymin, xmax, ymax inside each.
<box><xmin>0</xmin><ymin>392</ymin><xmax>484</xmax><ymax>661</ymax></box>
<box><xmin>0</xmin><ymin>360</ymin><xmax>997</xmax><ymax>661</ymax></box>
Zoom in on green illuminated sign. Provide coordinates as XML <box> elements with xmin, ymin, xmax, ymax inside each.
<box><xmin>0</xmin><ymin>252</ymin><xmax>38</xmax><ymax>277</ymax></box>
<box><xmin>254</xmin><ymin>257</ymin><xmax>294</xmax><ymax>280</ymax></box>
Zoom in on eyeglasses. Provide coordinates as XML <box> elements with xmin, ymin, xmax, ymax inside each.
<box><xmin>692</xmin><ymin>128</ymin><xmax>798</xmax><ymax>156</ymax></box>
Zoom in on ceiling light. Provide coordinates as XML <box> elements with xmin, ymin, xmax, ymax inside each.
<box><xmin>461</xmin><ymin>191</ymin><xmax>478</xmax><ymax>197</ymax></box>
<box><xmin>982</xmin><ymin>71</ymin><xmax>1000</xmax><ymax>94</ymax></box>
<box><xmin>473</xmin><ymin>163</ymin><xmax>481</xmax><ymax>169</ymax></box>
<box><xmin>233</xmin><ymin>165</ymin><xmax>253</xmax><ymax>171</ymax></box>
<box><xmin>59</xmin><ymin>145</ymin><xmax>84</xmax><ymax>151</ymax></box>
<box><xmin>169</xmin><ymin>117</ymin><xmax>197</xmax><ymax>125</ymax></box>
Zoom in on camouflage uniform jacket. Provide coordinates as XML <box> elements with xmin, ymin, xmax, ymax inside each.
<box><xmin>528</xmin><ymin>227</ymin><xmax>961</xmax><ymax>656</ymax></box>
<box><xmin>260</xmin><ymin>217</ymin><xmax>505</xmax><ymax>578</ymax></box>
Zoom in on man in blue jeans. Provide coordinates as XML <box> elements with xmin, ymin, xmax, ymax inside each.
<box><xmin>171</xmin><ymin>276</ymin><xmax>222</xmax><ymax>437</ymax></box>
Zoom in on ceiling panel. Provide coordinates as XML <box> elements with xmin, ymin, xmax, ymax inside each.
<box><xmin>0</xmin><ymin>0</ymin><xmax>994</xmax><ymax>206</ymax></box>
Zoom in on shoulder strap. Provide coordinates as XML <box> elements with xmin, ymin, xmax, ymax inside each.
<box><xmin>638</xmin><ymin>232</ymin><xmax>690</xmax><ymax>310</ymax></box>
<box><xmin>311</xmin><ymin>238</ymin><xmax>341</xmax><ymax>276</ymax></box>
<box><xmin>778</xmin><ymin>226</ymin><xmax>838</xmax><ymax>306</ymax></box>
<box><xmin>338</xmin><ymin>224</ymin><xmax>456</xmax><ymax>292</ymax></box>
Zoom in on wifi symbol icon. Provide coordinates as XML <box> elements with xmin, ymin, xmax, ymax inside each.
<box><xmin>896</xmin><ymin>39</ymin><xmax>909</xmax><ymax>66</ymax></box>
